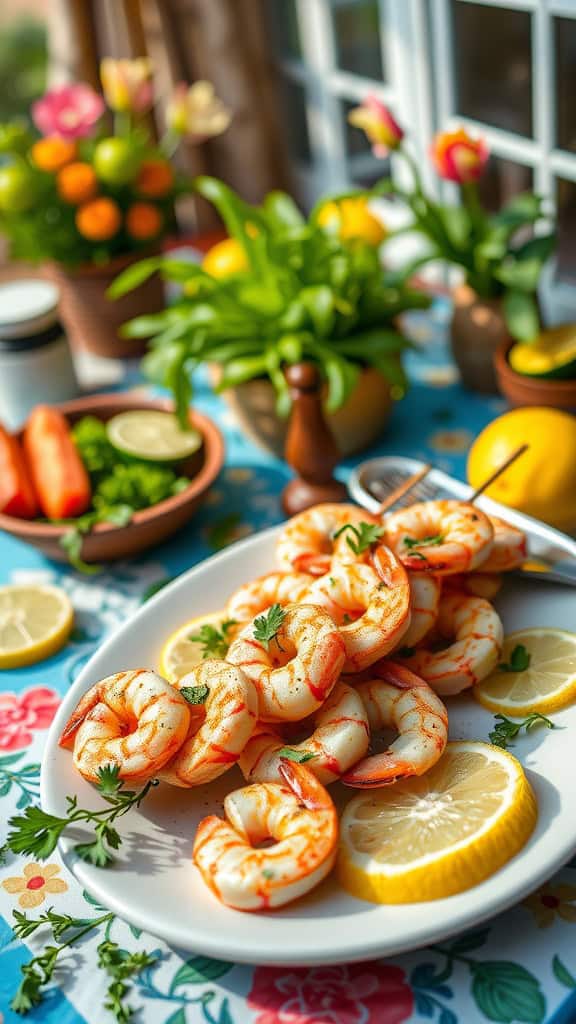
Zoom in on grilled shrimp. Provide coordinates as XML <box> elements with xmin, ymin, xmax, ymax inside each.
<box><xmin>444</xmin><ymin>572</ymin><xmax>503</xmax><ymax>600</ymax></box>
<box><xmin>59</xmin><ymin>669</ymin><xmax>190</xmax><ymax>783</ymax></box>
<box><xmin>226</xmin><ymin>572</ymin><xmax>311</xmax><ymax>623</ymax></box>
<box><xmin>398</xmin><ymin>592</ymin><xmax>504</xmax><ymax>695</ymax></box>
<box><xmin>240</xmin><ymin>681</ymin><xmax>370</xmax><ymax>785</ymax></box>
<box><xmin>474</xmin><ymin>516</ymin><xmax>527</xmax><ymax>573</ymax></box>
<box><xmin>276</xmin><ymin>503</ymin><xmax>380</xmax><ymax>576</ymax></box>
<box><xmin>227</xmin><ymin>604</ymin><xmax>345</xmax><ymax>721</ymax></box>
<box><xmin>193</xmin><ymin>761</ymin><xmax>338</xmax><ymax>910</ymax></box>
<box><xmin>401</xmin><ymin>573</ymin><xmax>441</xmax><ymax>648</ymax></box>
<box><xmin>303</xmin><ymin>544</ymin><xmax>411</xmax><ymax>673</ymax></box>
<box><xmin>384</xmin><ymin>500</ymin><xmax>494</xmax><ymax>574</ymax></box>
<box><xmin>342</xmin><ymin>661</ymin><xmax>448</xmax><ymax>787</ymax></box>
<box><xmin>158</xmin><ymin>661</ymin><xmax>258</xmax><ymax>787</ymax></box>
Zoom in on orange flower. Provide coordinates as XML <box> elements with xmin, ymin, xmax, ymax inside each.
<box><xmin>137</xmin><ymin>158</ymin><xmax>174</xmax><ymax>198</ymax></box>
<box><xmin>431</xmin><ymin>127</ymin><xmax>488</xmax><ymax>184</ymax></box>
<box><xmin>57</xmin><ymin>161</ymin><xmax>98</xmax><ymax>204</ymax></box>
<box><xmin>31</xmin><ymin>136</ymin><xmax>77</xmax><ymax>173</ymax></box>
<box><xmin>76</xmin><ymin>196</ymin><xmax>121</xmax><ymax>241</ymax></box>
<box><xmin>126</xmin><ymin>201</ymin><xmax>163</xmax><ymax>240</ymax></box>
<box><xmin>523</xmin><ymin>883</ymin><xmax>576</xmax><ymax>928</ymax></box>
<box><xmin>2</xmin><ymin>862</ymin><xmax>68</xmax><ymax>909</ymax></box>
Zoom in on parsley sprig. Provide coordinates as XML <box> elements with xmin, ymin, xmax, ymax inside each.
<box><xmin>10</xmin><ymin>907</ymin><xmax>157</xmax><ymax>1020</ymax></box>
<box><xmin>403</xmin><ymin>534</ymin><xmax>444</xmax><ymax>550</ymax></box>
<box><xmin>180</xmin><ymin>683</ymin><xmax>210</xmax><ymax>705</ymax></box>
<box><xmin>498</xmin><ymin>644</ymin><xmax>531</xmax><ymax>673</ymax></box>
<box><xmin>277</xmin><ymin>747</ymin><xmax>317</xmax><ymax>764</ymax></box>
<box><xmin>333</xmin><ymin>521</ymin><xmax>385</xmax><ymax>555</ymax></box>
<box><xmin>489</xmin><ymin>712</ymin><xmax>554</xmax><ymax>749</ymax></box>
<box><xmin>253</xmin><ymin>604</ymin><xmax>286</xmax><ymax>649</ymax></box>
<box><xmin>2</xmin><ymin>765</ymin><xmax>157</xmax><ymax>868</ymax></box>
<box><xmin>189</xmin><ymin>619</ymin><xmax>236</xmax><ymax>659</ymax></box>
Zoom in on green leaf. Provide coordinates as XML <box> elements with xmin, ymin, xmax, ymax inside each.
<box><xmin>488</xmin><ymin>712</ymin><xmax>554</xmax><ymax>749</ymax></box>
<box><xmin>188</xmin><ymin>620</ymin><xmax>236</xmax><ymax>659</ymax></box>
<box><xmin>513</xmin><ymin>233</ymin><xmax>556</xmax><ymax>264</ymax></box>
<box><xmin>333</xmin><ymin>521</ymin><xmax>385</xmax><ymax>555</ymax></box>
<box><xmin>503</xmin><ymin>289</ymin><xmax>540</xmax><ymax>343</ymax></box>
<box><xmin>59</xmin><ymin>529</ymin><xmax>102</xmax><ymax>575</ymax></box>
<box><xmin>96</xmin><ymin>765</ymin><xmax>122</xmax><ymax>796</ymax></box>
<box><xmin>120</xmin><ymin>311</ymin><xmax>176</xmax><ymax>339</ymax></box>
<box><xmin>447</xmin><ymin>927</ymin><xmax>491</xmax><ymax>956</ymax></box>
<box><xmin>217</xmin><ymin>354</ymin><xmax>269</xmax><ymax>390</ymax></box>
<box><xmin>253</xmin><ymin>603</ymin><xmax>286</xmax><ymax>649</ymax></box>
<box><xmin>471</xmin><ymin>961</ymin><xmax>546</xmax><ymax>1023</ymax></box>
<box><xmin>553</xmin><ymin>955</ymin><xmax>576</xmax><ymax>989</ymax></box>
<box><xmin>494</xmin><ymin>259</ymin><xmax>543</xmax><ymax>293</ymax></box>
<box><xmin>403</xmin><ymin>534</ymin><xmax>444</xmax><ymax>550</ymax></box>
<box><xmin>492</xmin><ymin>192</ymin><xmax>543</xmax><ymax>230</ymax></box>
<box><xmin>6</xmin><ymin>806</ymin><xmax>69</xmax><ymax>859</ymax></box>
<box><xmin>277</xmin><ymin>748</ymin><xmax>317</xmax><ymax>763</ymax></box>
<box><xmin>499</xmin><ymin>644</ymin><xmax>531</xmax><ymax>672</ymax></box>
<box><xmin>300</xmin><ymin>285</ymin><xmax>335</xmax><ymax>337</ymax></box>
<box><xmin>264</xmin><ymin>191</ymin><xmax>305</xmax><ymax>230</ymax></box>
<box><xmin>437</xmin><ymin>204</ymin><xmax>473</xmax><ymax>251</ymax></box>
<box><xmin>107</xmin><ymin>257</ymin><xmax>161</xmax><ymax>299</ymax></box>
<box><xmin>180</xmin><ymin>684</ymin><xmax>210</xmax><ymax>705</ymax></box>
<box><xmin>169</xmin><ymin>956</ymin><xmax>232</xmax><ymax>992</ymax></box>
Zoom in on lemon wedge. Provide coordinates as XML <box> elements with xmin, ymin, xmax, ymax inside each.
<box><xmin>474</xmin><ymin>628</ymin><xmax>576</xmax><ymax>716</ymax></box>
<box><xmin>338</xmin><ymin>741</ymin><xmax>536</xmax><ymax>904</ymax></box>
<box><xmin>0</xmin><ymin>584</ymin><xmax>74</xmax><ymax>669</ymax></box>
<box><xmin>159</xmin><ymin>610</ymin><xmax>237</xmax><ymax>682</ymax></box>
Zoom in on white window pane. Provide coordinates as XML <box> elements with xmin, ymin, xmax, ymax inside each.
<box><xmin>452</xmin><ymin>1</ymin><xmax>532</xmax><ymax>137</ymax></box>
<box><xmin>332</xmin><ymin>0</ymin><xmax>385</xmax><ymax>81</ymax></box>
<box><xmin>555</xmin><ymin>16</ymin><xmax>576</xmax><ymax>153</ymax></box>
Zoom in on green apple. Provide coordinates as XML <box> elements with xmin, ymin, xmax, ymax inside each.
<box><xmin>93</xmin><ymin>137</ymin><xmax>140</xmax><ymax>186</ymax></box>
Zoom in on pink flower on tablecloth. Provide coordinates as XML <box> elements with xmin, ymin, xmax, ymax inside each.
<box><xmin>0</xmin><ymin>687</ymin><xmax>60</xmax><ymax>752</ymax></box>
<box><xmin>32</xmin><ymin>83</ymin><xmax>104</xmax><ymax>140</ymax></box>
<box><xmin>247</xmin><ymin>962</ymin><xmax>414</xmax><ymax>1024</ymax></box>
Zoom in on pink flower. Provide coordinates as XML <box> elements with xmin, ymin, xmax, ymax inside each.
<box><xmin>431</xmin><ymin>127</ymin><xmax>489</xmax><ymax>184</ymax></box>
<box><xmin>32</xmin><ymin>83</ymin><xmax>105</xmax><ymax>140</ymax></box>
<box><xmin>248</xmin><ymin>962</ymin><xmax>414</xmax><ymax>1024</ymax></box>
<box><xmin>348</xmin><ymin>96</ymin><xmax>404</xmax><ymax>157</ymax></box>
<box><xmin>0</xmin><ymin>687</ymin><xmax>60</xmax><ymax>752</ymax></box>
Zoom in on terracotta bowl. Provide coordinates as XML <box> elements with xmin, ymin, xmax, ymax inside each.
<box><xmin>494</xmin><ymin>342</ymin><xmax>576</xmax><ymax>412</ymax></box>
<box><xmin>0</xmin><ymin>393</ymin><xmax>225</xmax><ymax>564</ymax></box>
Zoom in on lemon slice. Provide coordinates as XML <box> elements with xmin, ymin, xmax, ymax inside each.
<box><xmin>338</xmin><ymin>741</ymin><xmax>536</xmax><ymax>904</ymax></box>
<box><xmin>508</xmin><ymin>325</ymin><xmax>576</xmax><ymax>380</ymax></box>
<box><xmin>0</xmin><ymin>584</ymin><xmax>74</xmax><ymax>669</ymax></box>
<box><xmin>474</xmin><ymin>628</ymin><xmax>576</xmax><ymax>716</ymax></box>
<box><xmin>159</xmin><ymin>611</ymin><xmax>237</xmax><ymax>682</ymax></box>
<box><xmin>106</xmin><ymin>410</ymin><xmax>202</xmax><ymax>463</ymax></box>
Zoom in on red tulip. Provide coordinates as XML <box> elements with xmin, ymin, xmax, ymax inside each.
<box><xmin>348</xmin><ymin>95</ymin><xmax>404</xmax><ymax>157</ymax></box>
<box><xmin>431</xmin><ymin>127</ymin><xmax>489</xmax><ymax>184</ymax></box>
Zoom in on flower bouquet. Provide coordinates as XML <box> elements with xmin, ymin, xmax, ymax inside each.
<box><xmin>0</xmin><ymin>60</ymin><xmax>229</xmax><ymax>357</ymax></box>
<box><xmin>348</xmin><ymin>97</ymin><xmax>556</xmax><ymax>391</ymax></box>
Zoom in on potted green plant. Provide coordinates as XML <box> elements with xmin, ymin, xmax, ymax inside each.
<box><xmin>0</xmin><ymin>62</ymin><xmax>230</xmax><ymax>358</ymax></box>
<box><xmin>348</xmin><ymin>97</ymin><xmax>556</xmax><ymax>393</ymax></box>
<box><xmin>111</xmin><ymin>177</ymin><xmax>430</xmax><ymax>457</ymax></box>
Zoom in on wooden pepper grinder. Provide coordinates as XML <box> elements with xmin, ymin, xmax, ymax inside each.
<box><xmin>281</xmin><ymin>362</ymin><xmax>347</xmax><ymax>516</ymax></box>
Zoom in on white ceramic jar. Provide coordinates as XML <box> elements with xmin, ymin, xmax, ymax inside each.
<box><xmin>0</xmin><ymin>279</ymin><xmax>79</xmax><ymax>430</ymax></box>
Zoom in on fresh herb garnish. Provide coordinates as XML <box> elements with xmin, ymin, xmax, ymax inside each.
<box><xmin>4</xmin><ymin>764</ymin><xmax>156</xmax><ymax>867</ymax></box>
<box><xmin>489</xmin><ymin>712</ymin><xmax>554</xmax><ymax>749</ymax></box>
<box><xmin>498</xmin><ymin>644</ymin><xmax>532</xmax><ymax>673</ymax></box>
<box><xmin>253</xmin><ymin>604</ymin><xmax>286</xmax><ymax>649</ymax></box>
<box><xmin>278</xmin><ymin>747</ymin><xmax>318</xmax><ymax>763</ymax></box>
<box><xmin>333</xmin><ymin>521</ymin><xmax>385</xmax><ymax>555</ymax></box>
<box><xmin>98</xmin><ymin>940</ymin><xmax>158</xmax><ymax>1023</ymax></box>
<box><xmin>189</xmin><ymin>619</ymin><xmax>237</xmax><ymax>659</ymax></box>
<box><xmin>180</xmin><ymin>684</ymin><xmax>210</xmax><ymax>705</ymax></box>
<box><xmin>403</xmin><ymin>534</ymin><xmax>444</xmax><ymax>549</ymax></box>
<box><xmin>262</xmin><ymin>869</ymin><xmax>275</xmax><ymax>880</ymax></box>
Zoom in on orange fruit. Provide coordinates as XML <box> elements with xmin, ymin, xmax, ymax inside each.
<box><xmin>137</xmin><ymin>158</ymin><xmax>174</xmax><ymax>198</ymax></box>
<box><xmin>31</xmin><ymin>137</ymin><xmax>77</xmax><ymax>173</ymax></box>
<box><xmin>126</xmin><ymin>202</ymin><xmax>163</xmax><ymax>240</ymax></box>
<box><xmin>57</xmin><ymin>162</ymin><xmax>98</xmax><ymax>205</ymax></box>
<box><xmin>76</xmin><ymin>197</ymin><xmax>121</xmax><ymax>241</ymax></box>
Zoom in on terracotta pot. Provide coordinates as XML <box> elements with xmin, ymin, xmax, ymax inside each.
<box><xmin>44</xmin><ymin>250</ymin><xmax>164</xmax><ymax>359</ymax></box>
<box><xmin>222</xmin><ymin>365</ymin><xmax>395</xmax><ymax>458</ymax></box>
<box><xmin>0</xmin><ymin>393</ymin><xmax>224</xmax><ymax>564</ymax></box>
<box><xmin>494</xmin><ymin>341</ymin><xmax>576</xmax><ymax>411</ymax></box>
<box><xmin>450</xmin><ymin>283</ymin><xmax>512</xmax><ymax>394</ymax></box>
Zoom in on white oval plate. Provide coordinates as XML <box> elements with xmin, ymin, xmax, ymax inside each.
<box><xmin>42</xmin><ymin>526</ymin><xmax>576</xmax><ymax>966</ymax></box>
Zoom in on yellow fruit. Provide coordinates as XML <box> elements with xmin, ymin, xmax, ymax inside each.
<box><xmin>159</xmin><ymin>611</ymin><xmax>237</xmax><ymax>682</ymax></box>
<box><xmin>318</xmin><ymin>197</ymin><xmax>386</xmax><ymax>246</ymax></box>
<box><xmin>474</xmin><ymin>628</ymin><xmax>576</xmax><ymax>716</ymax></box>
<box><xmin>467</xmin><ymin>406</ymin><xmax>576</xmax><ymax>532</ymax></box>
<box><xmin>202</xmin><ymin>238</ymin><xmax>248</xmax><ymax>278</ymax></box>
<box><xmin>338</xmin><ymin>741</ymin><xmax>537</xmax><ymax>904</ymax></box>
<box><xmin>0</xmin><ymin>584</ymin><xmax>73</xmax><ymax>668</ymax></box>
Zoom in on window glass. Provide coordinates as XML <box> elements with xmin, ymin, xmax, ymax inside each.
<box><xmin>333</xmin><ymin>0</ymin><xmax>385</xmax><ymax>81</ymax></box>
<box><xmin>555</xmin><ymin>16</ymin><xmax>576</xmax><ymax>153</ymax></box>
<box><xmin>477</xmin><ymin>156</ymin><xmax>533</xmax><ymax>214</ymax></box>
<box><xmin>267</xmin><ymin>0</ymin><xmax>302</xmax><ymax>61</ymax></box>
<box><xmin>556</xmin><ymin>178</ymin><xmax>576</xmax><ymax>282</ymax></box>
<box><xmin>277</xmin><ymin>76</ymin><xmax>312</xmax><ymax>164</ymax></box>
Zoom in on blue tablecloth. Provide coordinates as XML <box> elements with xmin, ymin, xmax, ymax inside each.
<box><xmin>1</xmin><ymin>296</ymin><xmax>576</xmax><ymax>1024</ymax></box>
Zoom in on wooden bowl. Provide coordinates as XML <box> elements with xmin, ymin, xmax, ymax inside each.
<box><xmin>494</xmin><ymin>341</ymin><xmax>576</xmax><ymax>412</ymax></box>
<box><xmin>0</xmin><ymin>393</ymin><xmax>225</xmax><ymax>564</ymax></box>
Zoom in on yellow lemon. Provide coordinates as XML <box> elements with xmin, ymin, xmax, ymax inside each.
<box><xmin>467</xmin><ymin>406</ymin><xmax>576</xmax><ymax>533</ymax></box>
<box><xmin>159</xmin><ymin>611</ymin><xmax>238</xmax><ymax>682</ymax></box>
<box><xmin>202</xmin><ymin>238</ymin><xmax>248</xmax><ymax>278</ymax></box>
<box><xmin>318</xmin><ymin>197</ymin><xmax>386</xmax><ymax>246</ymax></box>
<box><xmin>0</xmin><ymin>584</ymin><xmax>73</xmax><ymax>669</ymax></box>
<box><xmin>474</xmin><ymin>628</ymin><xmax>576</xmax><ymax>716</ymax></box>
<box><xmin>338</xmin><ymin>741</ymin><xmax>537</xmax><ymax>904</ymax></box>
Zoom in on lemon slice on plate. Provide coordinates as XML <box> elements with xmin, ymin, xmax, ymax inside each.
<box><xmin>338</xmin><ymin>741</ymin><xmax>536</xmax><ymax>904</ymax></box>
<box><xmin>159</xmin><ymin>611</ymin><xmax>237</xmax><ymax>682</ymax></box>
<box><xmin>474</xmin><ymin>628</ymin><xmax>576</xmax><ymax>716</ymax></box>
<box><xmin>107</xmin><ymin>410</ymin><xmax>202</xmax><ymax>463</ymax></box>
<box><xmin>0</xmin><ymin>584</ymin><xmax>74</xmax><ymax>669</ymax></box>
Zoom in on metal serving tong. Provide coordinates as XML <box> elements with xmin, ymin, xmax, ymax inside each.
<box><xmin>349</xmin><ymin>449</ymin><xmax>576</xmax><ymax>587</ymax></box>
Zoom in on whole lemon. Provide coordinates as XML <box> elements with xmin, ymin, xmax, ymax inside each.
<box><xmin>202</xmin><ymin>237</ymin><xmax>248</xmax><ymax>278</ymax></box>
<box><xmin>467</xmin><ymin>406</ymin><xmax>576</xmax><ymax>533</ymax></box>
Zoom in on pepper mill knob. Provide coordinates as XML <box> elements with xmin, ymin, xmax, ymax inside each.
<box><xmin>281</xmin><ymin>362</ymin><xmax>347</xmax><ymax>517</ymax></box>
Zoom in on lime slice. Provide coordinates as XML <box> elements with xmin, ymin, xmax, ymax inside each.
<box><xmin>106</xmin><ymin>411</ymin><xmax>202</xmax><ymax>463</ymax></box>
<box><xmin>0</xmin><ymin>584</ymin><xmax>74</xmax><ymax>668</ymax></box>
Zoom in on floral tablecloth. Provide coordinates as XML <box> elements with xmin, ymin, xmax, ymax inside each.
<box><xmin>1</xmin><ymin>297</ymin><xmax>576</xmax><ymax>1024</ymax></box>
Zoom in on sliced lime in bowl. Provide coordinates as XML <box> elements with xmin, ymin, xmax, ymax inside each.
<box><xmin>106</xmin><ymin>410</ymin><xmax>203</xmax><ymax>464</ymax></box>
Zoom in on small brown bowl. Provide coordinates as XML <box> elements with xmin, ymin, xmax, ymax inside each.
<box><xmin>0</xmin><ymin>393</ymin><xmax>225</xmax><ymax>564</ymax></box>
<box><xmin>495</xmin><ymin>341</ymin><xmax>576</xmax><ymax>412</ymax></box>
